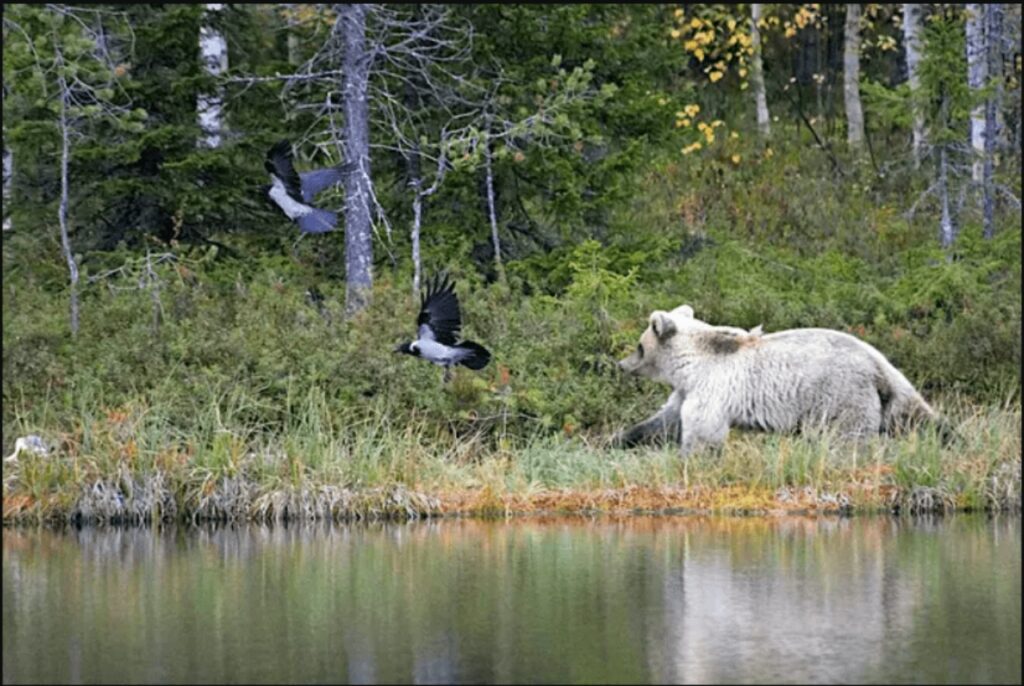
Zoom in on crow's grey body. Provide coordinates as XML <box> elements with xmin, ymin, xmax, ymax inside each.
<box><xmin>396</xmin><ymin>274</ymin><xmax>491</xmax><ymax>381</ymax></box>
<box><xmin>265</xmin><ymin>140</ymin><xmax>353</xmax><ymax>234</ymax></box>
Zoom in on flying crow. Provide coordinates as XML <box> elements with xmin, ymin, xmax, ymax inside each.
<box><xmin>265</xmin><ymin>139</ymin><xmax>354</xmax><ymax>234</ymax></box>
<box><xmin>395</xmin><ymin>274</ymin><xmax>491</xmax><ymax>382</ymax></box>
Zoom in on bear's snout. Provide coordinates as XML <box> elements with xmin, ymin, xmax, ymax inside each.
<box><xmin>617</xmin><ymin>352</ymin><xmax>641</xmax><ymax>375</ymax></box>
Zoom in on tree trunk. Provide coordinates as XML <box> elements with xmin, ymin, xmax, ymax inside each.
<box><xmin>284</xmin><ymin>4</ymin><xmax>301</xmax><ymax>65</ymax></box>
<box><xmin>902</xmin><ymin>3</ymin><xmax>925</xmax><ymax>167</ymax></box>
<box><xmin>936</xmin><ymin>79</ymin><xmax>956</xmax><ymax>250</ymax></box>
<box><xmin>57</xmin><ymin>74</ymin><xmax>80</xmax><ymax>336</ymax></box>
<box><xmin>843</xmin><ymin>4</ymin><xmax>864</xmax><ymax>150</ymax></box>
<box><xmin>483</xmin><ymin>134</ymin><xmax>505</xmax><ymax>283</ymax></box>
<box><xmin>146</xmin><ymin>249</ymin><xmax>163</xmax><ymax>332</ymax></box>
<box><xmin>939</xmin><ymin>145</ymin><xmax>955</xmax><ymax>249</ymax></box>
<box><xmin>197</xmin><ymin>3</ymin><xmax>228</xmax><ymax>149</ymax></box>
<box><xmin>340</xmin><ymin>4</ymin><xmax>373</xmax><ymax>315</ymax></box>
<box><xmin>982</xmin><ymin>3</ymin><xmax>1004</xmax><ymax>238</ymax></box>
<box><xmin>409</xmin><ymin>144</ymin><xmax>423</xmax><ymax>298</ymax></box>
<box><xmin>2</xmin><ymin>143</ymin><xmax>11</xmax><ymax>231</ymax></box>
<box><xmin>966</xmin><ymin>4</ymin><xmax>986</xmax><ymax>183</ymax></box>
<box><xmin>750</xmin><ymin>4</ymin><xmax>771</xmax><ymax>141</ymax></box>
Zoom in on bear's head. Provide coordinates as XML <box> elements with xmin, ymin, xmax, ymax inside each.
<box><xmin>619</xmin><ymin>305</ymin><xmax>754</xmax><ymax>384</ymax></box>
<box><xmin>618</xmin><ymin>306</ymin><xmax>701</xmax><ymax>383</ymax></box>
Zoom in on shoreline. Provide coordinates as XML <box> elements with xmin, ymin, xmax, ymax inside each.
<box><xmin>4</xmin><ymin>478</ymin><xmax>1019</xmax><ymax>527</ymax></box>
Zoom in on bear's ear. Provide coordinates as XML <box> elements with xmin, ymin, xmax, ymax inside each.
<box><xmin>675</xmin><ymin>304</ymin><xmax>694</xmax><ymax>319</ymax></box>
<box><xmin>649</xmin><ymin>311</ymin><xmax>677</xmax><ymax>341</ymax></box>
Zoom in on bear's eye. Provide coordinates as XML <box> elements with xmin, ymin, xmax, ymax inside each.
<box><xmin>636</xmin><ymin>343</ymin><xmax>644</xmax><ymax>359</ymax></box>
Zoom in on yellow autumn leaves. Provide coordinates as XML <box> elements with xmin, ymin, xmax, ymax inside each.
<box><xmin>668</xmin><ymin>7</ymin><xmax>751</xmax><ymax>86</ymax></box>
<box><xmin>678</xmin><ymin>114</ymin><xmax>727</xmax><ymax>156</ymax></box>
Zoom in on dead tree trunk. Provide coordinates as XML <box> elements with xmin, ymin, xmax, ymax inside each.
<box><xmin>483</xmin><ymin>132</ymin><xmax>505</xmax><ymax>283</ymax></box>
<box><xmin>339</xmin><ymin>4</ymin><xmax>373</xmax><ymax>315</ymax></box>
<box><xmin>409</xmin><ymin>141</ymin><xmax>424</xmax><ymax>297</ymax></box>
<box><xmin>56</xmin><ymin>68</ymin><xmax>80</xmax><ymax>336</ymax></box>
<box><xmin>843</xmin><ymin>4</ymin><xmax>864</xmax><ymax>150</ymax></box>
<box><xmin>751</xmin><ymin>4</ymin><xmax>771</xmax><ymax>141</ymax></box>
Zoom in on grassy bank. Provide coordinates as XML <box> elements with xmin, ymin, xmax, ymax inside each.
<box><xmin>3</xmin><ymin>392</ymin><xmax>1019</xmax><ymax>525</ymax></box>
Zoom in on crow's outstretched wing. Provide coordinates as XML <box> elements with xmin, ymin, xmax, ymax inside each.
<box><xmin>417</xmin><ymin>274</ymin><xmax>462</xmax><ymax>346</ymax></box>
<box><xmin>300</xmin><ymin>163</ymin><xmax>355</xmax><ymax>203</ymax></box>
<box><xmin>265</xmin><ymin>140</ymin><xmax>303</xmax><ymax>201</ymax></box>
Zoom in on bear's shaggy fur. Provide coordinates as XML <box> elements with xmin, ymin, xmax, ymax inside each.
<box><xmin>614</xmin><ymin>305</ymin><xmax>940</xmax><ymax>456</ymax></box>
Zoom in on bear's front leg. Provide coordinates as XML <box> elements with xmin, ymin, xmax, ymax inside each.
<box><xmin>612</xmin><ymin>389</ymin><xmax>684</xmax><ymax>448</ymax></box>
<box><xmin>679</xmin><ymin>396</ymin><xmax>729</xmax><ymax>457</ymax></box>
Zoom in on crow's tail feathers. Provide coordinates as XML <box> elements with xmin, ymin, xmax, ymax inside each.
<box><xmin>456</xmin><ymin>341</ymin><xmax>491</xmax><ymax>370</ymax></box>
<box><xmin>297</xmin><ymin>208</ymin><xmax>338</xmax><ymax>234</ymax></box>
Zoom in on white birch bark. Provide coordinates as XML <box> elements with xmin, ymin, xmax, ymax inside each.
<box><xmin>751</xmin><ymin>4</ymin><xmax>771</xmax><ymax>141</ymax></box>
<box><xmin>966</xmin><ymin>4</ymin><xmax>987</xmax><ymax>182</ymax></box>
<box><xmin>902</xmin><ymin>3</ymin><xmax>925</xmax><ymax>167</ymax></box>
<box><xmin>843</xmin><ymin>4</ymin><xmax>865</xmax><ymax>149</ymax></box>
<box><xmin>939</xmin><ymin>146</ymin><xmax>955</xmax><ymax>248</ymax></box>
<box><xmin>197</xmin><ymin>3</ymin><xmax>228</xmax><ymax>149</ymax></box>
<box><xmin>982</xmin><ymin>3</ymin><xmax>1004</xmax><ymax>238</ymax></box>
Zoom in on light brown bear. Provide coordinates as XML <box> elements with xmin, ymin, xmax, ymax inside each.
<box><xmin>613</xmin><ymin>305</ymin><xmax>940</xmax><ymax>456</ymax></box>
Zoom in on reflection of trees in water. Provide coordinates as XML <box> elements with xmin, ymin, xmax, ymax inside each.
<box><xmin>2</xmin><ymin>516</ymin><xmax>1020</xmax><ymax>683</ymax></box>
<box><xmin>642</xmin><ymin>515</ymin><xmax>1021</xmax><ymax>684</ymax></box>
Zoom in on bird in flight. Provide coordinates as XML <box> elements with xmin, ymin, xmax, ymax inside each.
<box><xmin>395</xmin><ymin>274</ymin><xmax>491</xmax><ymax>383</ymax></box>
<box><xmin>264</xmin><ymin>139</ymin><xmax>354</xmax><ymax>234</ymax></box>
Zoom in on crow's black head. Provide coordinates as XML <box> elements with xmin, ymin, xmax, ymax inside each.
<box><xmin>394</xmin><ymin>342</ymin><xmax>419</xmax><ymax>357</ymax></box>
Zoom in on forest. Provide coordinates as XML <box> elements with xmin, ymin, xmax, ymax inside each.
<box><xmin>2</xmin><ymin>4</ymin><xmax>1021</xmax><ymax>523</ymax></box>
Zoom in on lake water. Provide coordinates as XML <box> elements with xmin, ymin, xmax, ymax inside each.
<box><xmin>3</xmin><ymin>515</ymin><xmax>1020</xmax><ymax>684</ymax></box>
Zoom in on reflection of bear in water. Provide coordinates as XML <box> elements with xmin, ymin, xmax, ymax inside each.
<box><xmin>614</xmin><ymin>305</ymin><xmax>941</xmax><ymax>456</ymax></box>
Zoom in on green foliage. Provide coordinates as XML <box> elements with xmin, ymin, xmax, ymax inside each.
<box><xmin>917</xmin><ymin>8</ymin><xmax>973</xmax><ymax>146</ymax></box>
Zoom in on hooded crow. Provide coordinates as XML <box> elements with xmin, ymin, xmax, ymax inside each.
<box><xmin>395</xmin><ymin>274</ymin><xmax>491</xmax><ymax>382</ymax></box>
<box><xmin>265</xmin><ymin>139</ymin><xmax>355</xmax><ymax>234</ymax></box>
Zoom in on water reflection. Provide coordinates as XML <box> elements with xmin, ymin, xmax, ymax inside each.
<box><xmin>3</xmin><ymin>516</ymin><xmax>1020</xmax><ymax>684</ymax></box>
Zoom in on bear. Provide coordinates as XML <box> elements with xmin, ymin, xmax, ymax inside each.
<box><xmin>613</xmin><ymin>305</ymin><xmax>941</xmax><ymax>456</ymax></box>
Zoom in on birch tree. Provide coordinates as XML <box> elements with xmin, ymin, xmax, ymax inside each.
<box><xmin>902</xmin><ymin>3</ymin><xmax>925</xmax><ymax>167</ymax></box>
<box><xmin>843</xmin><ymin>3</ymin><xmax>865</xmax><ymax>150</ymax></box>
<box><xmin>197</xmin><ymin>3</ymin><xmax>227</xmax><ymax>149</ymax></box>
<box><xmin>965</xmin><ymin>3</ymin><xmax>986</xmax><ymax>182</ymax></box>
<box><xmin>981</xmin><ymin>3</ymin><xmax>1004</xmax><ymax>238</ymax></box>
<box><xmin>751</xmin><ymin>4</ymin><xmax>771</xmax><ymax>141</ymax></box>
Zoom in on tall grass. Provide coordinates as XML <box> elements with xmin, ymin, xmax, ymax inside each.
<box><xmin>4</xmin><ymin>383</ymin><xmax>1019</xmax><ymax>525</ymax></box>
